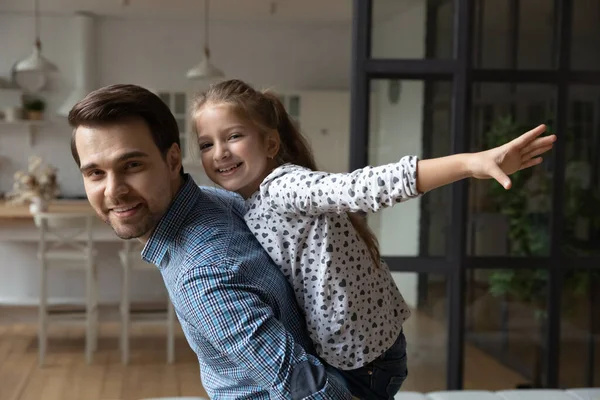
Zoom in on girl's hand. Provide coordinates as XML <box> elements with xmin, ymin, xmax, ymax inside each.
<box><xmin>467</xmin><ymin>124</ymin><xmax>557</xmax><ymax>189</ymax></box>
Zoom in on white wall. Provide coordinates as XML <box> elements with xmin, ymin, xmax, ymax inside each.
<box><xmin>0</xmin><ymin>14</ymin><xmax>352</xmax><ymax>196</ymax></box>
<box><xmin>0</xmin><ymin>13</ymin><xmax>351</xmax><ymax>305</ymax></box>
<box><xmin>369</xmin><ymin>2</ymin><xmax>427</xmax><ymax>308</ymax></box>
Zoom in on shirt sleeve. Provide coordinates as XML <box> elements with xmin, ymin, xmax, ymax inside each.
<box><xmin>177</xmin><ymin>261</ymin><xmax>352</xmax><ymax>400</ymax></box>
<box><xmin>262</xmin><ymin>155</ymin><xmax>421</xmax><ymax>216</ymax></box>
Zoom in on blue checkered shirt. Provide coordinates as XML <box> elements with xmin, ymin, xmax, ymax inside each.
<box><xmin>141</xmin><ymin>175</ymin><xmax>351</xmax><ymax>399</ymax></box>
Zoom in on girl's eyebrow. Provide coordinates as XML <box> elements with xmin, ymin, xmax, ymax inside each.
<box><xmin>198</xmin><ymin>125</ymin><xmax>246</xmax><ymax>139</ymax></box>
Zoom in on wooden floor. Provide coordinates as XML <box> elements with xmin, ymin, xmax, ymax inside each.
<box><xmin>0</xmin><ymin>322</ymin><xmax>208</xmax><ymax>400</ymax></box>
<box><xmin>0</xmin><ymin>307</ymin><xmax>527</xmax><ymax>400</ymax></box>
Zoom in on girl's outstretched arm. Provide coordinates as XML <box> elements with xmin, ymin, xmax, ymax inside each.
<box><xmin>416</xmin><ymin>124</ymin><xmax>556</xmax><ymax>193</ymax></box>
<box><xmin>259</xmin><ymin>156</ymin><xmax>421</xmax><ymax>216</ymax></box>
<box><xmin>259</xmin><ymin>124</ymin><xmax>555</xmax><ymax>216</ymax></box>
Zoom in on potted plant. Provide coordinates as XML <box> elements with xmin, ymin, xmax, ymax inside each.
<box><xmin>23</xmin><ymin>97</ymin><xmax>46</xmax><ymax>120</ymax></box>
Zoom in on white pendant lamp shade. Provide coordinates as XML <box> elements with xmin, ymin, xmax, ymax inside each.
<box><xmin>186</xmin><ymin>48</ymin><xmax>224</xmax><ymax>80</ymax></box>
<box><xmin>15</xmin><ymin>40</ymin><xmax>58</xmax><ymax>74</ymax></box>
<box><xmin>14</xmin><ymin>0</ymin><xmax>59</xmax><ymax>92</ymax></box>
<box><xmin>187</xmin><ymin>0</ymin><xmax>224</xmax><ymax>80</ymax></box>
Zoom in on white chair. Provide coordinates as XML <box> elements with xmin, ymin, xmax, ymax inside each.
<box><xmin>34</xmin><ymin>212</ymin><xmax>99</xmax><ymax>366</ymax></box>
<box><xmin>119</xmin><ymin>239</ymin><xmax>176</xmax><ymax>364</ymax></box>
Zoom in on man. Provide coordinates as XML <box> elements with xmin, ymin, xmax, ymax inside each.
<box><xmin>68</xmin><ymin>84</ymin><xmax>351</xmax><ymax>399</ymax></box>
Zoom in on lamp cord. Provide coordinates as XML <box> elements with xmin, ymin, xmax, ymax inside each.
<box><xmin>204</xmin><ymin>0</ymin><xmax>210</xmax><ymax>57</ymax></box>
<box><xmin>35</xmin><ymin>0</ymin><xmax>41</xmax><ymax>49</ymax></box>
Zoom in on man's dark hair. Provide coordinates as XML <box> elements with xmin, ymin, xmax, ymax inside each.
<box><xmin>68</xmin><ymin>83</ymin><xmax>184</xmax><ymax>176</ymax></box>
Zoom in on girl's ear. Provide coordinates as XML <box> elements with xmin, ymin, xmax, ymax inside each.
<box><xmin>265</xmin><ymin>129</ymin><xmax>280</xmax><ymax>159</ymax></box>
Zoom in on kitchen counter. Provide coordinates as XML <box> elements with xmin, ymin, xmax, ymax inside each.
<box><xmin>0</xmin><ymin>200</ymin><xmax>167</xmax><ymax>306</ymax></box>
<box><xmin>0</xmin><ymin>199</ymin><xmax>95</xmax><ymax>220</ymax></box>
<box><xmin>0</xmin><ymin>200</ymin><xmax>119</xmax><ymax>242</ymax></box>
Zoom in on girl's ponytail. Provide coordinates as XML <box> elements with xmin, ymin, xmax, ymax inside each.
<box><xmin>262</xmin><ymin>91</ymin><xmax>382</xmax><ymax>268</ymax></box>
<box><xmin>262</xmin><ymin>92</ymin><xmax>318</xmax><ymax>171</ymax></box>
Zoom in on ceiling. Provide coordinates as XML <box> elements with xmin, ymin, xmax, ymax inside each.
<box><xmin>0</xmin><ymin>0</ymin><xmax>419</xmax><ymax>23</ymax></box>
<box><xmin>0</xmin><ymin>0</ymin><xmax>355</xmax><ymax>23</ymax></box>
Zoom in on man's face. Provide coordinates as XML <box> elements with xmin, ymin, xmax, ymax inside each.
<box><xmin>75</xmin><ymin>118</ymin><xmax>182</xmax><ymax>242</ymax></box>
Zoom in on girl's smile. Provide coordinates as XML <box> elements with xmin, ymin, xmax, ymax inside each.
<box><xmin>195</xmin><ymin>103</ymin><xmax>278</xmax><ymax>199</ymax></box>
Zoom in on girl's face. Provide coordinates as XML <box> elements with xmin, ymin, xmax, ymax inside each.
<box><xmin>195</xmin><ymin>103</ymin><xmax>278</xmax><ymax>199</ymax></box>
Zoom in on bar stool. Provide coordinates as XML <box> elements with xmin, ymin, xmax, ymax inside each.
<box><xmin>119</xmin><ymin>239</ymin><xmax>176</xmax><ymax>364</ymax></box>
<box><xmin>33</xmin><ymin>212</ymin><xmax>99</xmax><ymax>366</ymax></box>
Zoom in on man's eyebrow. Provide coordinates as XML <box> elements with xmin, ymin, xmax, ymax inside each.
<box><xmin>79</xmin><ymin>150</ymin><xmax>150</xmax><ymax>172</ymax></box>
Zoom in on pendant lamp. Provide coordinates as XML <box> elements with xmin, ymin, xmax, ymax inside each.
<box><xmin>14</xmin><ymin>0</ymin><xmax>58</xmax><ymax>92</ymax></box>
<box><xmin>186</xmin><ymin>0</ymin><xmax>224</xmax><ymax>80</ymax></box>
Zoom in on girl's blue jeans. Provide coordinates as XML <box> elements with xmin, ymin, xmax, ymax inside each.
<box><xmin>327</xmin><ymin>329</ymin><xmax>408</xmax><ymax>400</ymax></box>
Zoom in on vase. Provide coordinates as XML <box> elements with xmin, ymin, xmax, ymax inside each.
<box><xmin>29</xmin><ymin>197</ymin><xmax>49</xmax><ymax>214</ymax></box>
<box><xmin>27</xmin><ymin>110</ymin><xmax>44</xmax><ymax>121</ymax></box>
<box><xmin>4</xmin><ymin>107</ymin><xmax>21</xmax><ymax>122</ymax></box>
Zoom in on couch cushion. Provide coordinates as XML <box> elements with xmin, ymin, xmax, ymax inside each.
<box><xmin>565</xmin><ymin>388</ymin><xmax>600</xmax><ymax>400</ymax></box>
<box><xmin>427</xmin><ymin>390</ymin><xmax>499</xmax><ymax>400</ymax></box>
<box><xmin>496</xmin><ymin>389</ymin><xmax>575</xmax><ymax>400</ymax></box>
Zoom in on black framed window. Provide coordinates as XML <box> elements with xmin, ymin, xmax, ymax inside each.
<box><xmin>351</xmin><ymin>0</ymin><xmax>600</xmax><ymax>391</ymax></box>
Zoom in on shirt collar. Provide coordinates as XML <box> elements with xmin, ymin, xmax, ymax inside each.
<box><xmin>141</xmin><ymin>174</ymin><xmax>200</xmax><ymax>266</ymax></box>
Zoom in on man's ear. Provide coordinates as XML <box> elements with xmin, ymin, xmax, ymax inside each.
<box><xmin>266</xmin><ymin>130</ymin><xmax>280</xmax><ymax>159</ymax></box>
<box><xmin>166</xmin><ymin>143</ymin><xmax>182</xmax><ymax>176</ymax></box>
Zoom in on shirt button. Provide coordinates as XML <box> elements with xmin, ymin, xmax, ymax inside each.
<box><xmin>367</xmin><ymin>370</ymin><xmax>373</xmax><ymax>375</ymax></box>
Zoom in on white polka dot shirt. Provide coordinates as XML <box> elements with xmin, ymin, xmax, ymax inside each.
<box><xmin>244</xmin><ymin>155</ymin><xmax>421</xmax><ymax>370</ymax></box>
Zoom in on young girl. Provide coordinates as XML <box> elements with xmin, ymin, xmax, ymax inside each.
<box><xmin>191</xmin><ymin>79</ymin><xmax>555</xmax><ymax>399</ymax></box>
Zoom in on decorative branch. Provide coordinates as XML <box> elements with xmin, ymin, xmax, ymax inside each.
<box><xmin>6</xmin><ymin>155</ymin><xmax>60</xmax><ymax>205</ymax></box>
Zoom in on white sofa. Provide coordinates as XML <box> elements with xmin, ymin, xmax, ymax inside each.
<box><xmin>395</xmin><ymin>389</ymin><xmax>600</xmax><ymax>400</ymax></box>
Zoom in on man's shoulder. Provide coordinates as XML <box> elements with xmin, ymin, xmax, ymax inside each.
<box><xmin>199</xmin><ymin>186</ymin><xmax>245</xmax><ymax>208</ymax></box>
<box><xmin>179</xmin><ymin>186</ymin><xmax>246</xmax><ymax>229</ymax></box>
<box><xmin>173</xmin><ymin>187</ymin><xmax>262</xmax><ymax>261</ymax></box>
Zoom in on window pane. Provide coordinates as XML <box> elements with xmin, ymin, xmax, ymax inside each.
<box><xmin>288</xmin><ymin>95</ymin><xmax>300</xmax><ymax>118</ymax></box>
<box><xmin>179</xmin><ymin>134</ymin><xmax>187</xmax><ymax>159</ymax></box>
<box><xmin>398</xmin><ymin>273</ymin><xmax>448</xmax><ymax>391</ymax></box>
<box><xmin>158</xmin><ymin>92</ymin><xmax>170</xmax><ymax>107</ymax></box>
<box><xmin>371</xmin><ymin>0</ymin><xmax>454</xmax><ymax>59</ymax></box>
<box><xmin>465</xmin><ymin>267</ymin><xmax>548</xmax><ymax>388</ymax></box>
<box><xmin>176</xmin><ymin>118</ymin><xmax>186</xmax><ymax>133</ymax></box>
<box><xmin>174</xmin><ymin>93</ymin><xmax>186</xmax><ymax>114</ymax></box>
<box><xmin>560</xmin><ymin>271</ymin><xmax>600</xmax><ymax>387</ymax></box>
<box><xmin>368</xmin><ymin>79</ymin><xmax>452</xmax><ymax>256</ymax></box>
<box><xmin>473</xmin><ymin>0</ymin><xmax>557</xmax><ymax>69</ymax></box>
<box><xmin>571</xmin><ymin>0</ymin><xmax>600</xmax><ymax>71</ymax></box>
<box><xmin>563</xmin><ymin>85</ymin><xmax>600</xmax><ymax>256</ymax></box>
<box><xmin>276</xmin><ymin>94</ymin><xmax>285</xmax><ymax>107</ymax></box>
<box><xmin>468</xmin><ymin>83</ymin><xmax>556</xmax><ymax>257</ymax></box>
